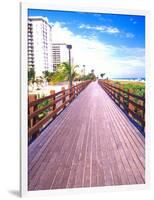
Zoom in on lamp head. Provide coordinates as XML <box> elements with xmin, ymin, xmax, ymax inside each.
<box><xmin>66</xmin><ymin>44</ymin><xmax>72</xmax><ymax>49</ymax></box>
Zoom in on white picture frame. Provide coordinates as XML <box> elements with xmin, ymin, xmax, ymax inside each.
<box><xmin>20</xmin><ymin>1</ymin><xmax>151</xmax><ymax>197</ymax></box>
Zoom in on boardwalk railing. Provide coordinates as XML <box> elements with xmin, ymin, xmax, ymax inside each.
<box><xmin>98</xmin><ymin>80</ymin><xmax>145</xmax><ymax>132</ymax></box>
<box><xmin>28</xmin><ymin>80</ymin><xmax>91</xmax><ymax>142</ymax></box>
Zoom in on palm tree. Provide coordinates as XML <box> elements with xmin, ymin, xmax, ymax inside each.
<box><xmin>100</xmin><ymin>73</ymin><xmax>106</xmax><ymax>79</ymax></box>
<box><xmin>52</xmin><ymin>62</ymin><xmax>79</xmax><ymax>87</ymax></box>
<box><xmin>43</xmin><ymin>70</ymin><xmax>55</xmax><ymax>83</ymax></box>
<box><xmin>91</xmin><ymin>69</ymin><xmax>94</xmax><ymax>74</ymax></box>
<box><xmin>28</xmin><ymin>68</ymin><xmax>35</xmax><ymax>82</ymax></box>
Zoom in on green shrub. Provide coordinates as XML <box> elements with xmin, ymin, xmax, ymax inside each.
<box><xmin>37</xmin><ymin>94</ymin><xmax>52</xmax><ymax>119</ymax></box>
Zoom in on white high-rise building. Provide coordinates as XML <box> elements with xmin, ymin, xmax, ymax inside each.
<box><xmin>28</xmin><ymin>17</ymin><xmax>53</xmax><ymax>77</ymax></box>
<box><xmin>52</xmin><ymin>44</ymin><xmax>69</xmax><ymax>71</ymax></box>
<box><xmin>52</xmin><ymin>44</ymin><xmax>61</xmax><ymax>71</ymax></box>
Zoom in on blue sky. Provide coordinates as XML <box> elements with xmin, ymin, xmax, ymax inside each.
<box><xmin>28</xmin><ymin>9</ymin><xmax>145</xmax><ymax>78</ymax></box>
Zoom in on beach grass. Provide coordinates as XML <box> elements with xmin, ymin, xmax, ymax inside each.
<box><xmin>112</xmin><ymin>80</ymin><xmax>145</xmax><ymax>97</ymax></box>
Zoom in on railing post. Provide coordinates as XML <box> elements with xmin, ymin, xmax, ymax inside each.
<box><xmin>72</xmin><ymin>85</ymin><xmax>75</xmax><ymax>99</ymax></box>
<box><xmin>110</xmin><ymin>83</ymin><xmax>113</xmax><ymax>98</ymax></box>
<box><xmin>74</xmin><ymin>85</ymin><xmax>76</xmax><ymax>99</ymax></box>
<box><xmin>28</xmin><ymin>94</ymin><xmax>37</xmax><ymax>139</ymax></box>
<box><xmin>78</xmin><ymin>84</ymin><xmax>80</xmax><ymax>93</ymax></box>
<box><xmin>79</xmin><ymin>83</ymin><xmax>81</xmax><ymax>93</ymax></box>
<box><xmin>84</xmin><ymin>81</ymin><xmax>86</xmax><ymax>89</ymax></box>
<box><xmin>142</xmin><ymin>98</ymin><xmax>145</xmax><ymax>130</ymax></box>
<box><xmin>75</xmin><ymin>83</ymin><xmax>78</xmax><ymax>96</ymax></box>
<box><xmin>80</xmin><ymin>83</ymin><xmax>82</xmax><ymax>92</ymax></box>
<box><xmin>111</xmin><ymin>82</ymin><xmax>114</xmax><ymax>100</ymax></box>
<box><xmin>138</xmin><ymin>99</ymin><xmax>143</xmax><ymax>116</ymax></box>
<box><xmin>128</xmin><ymin>89</ymin><xmax>134</xmax><ymax>117</ymax></box>
<box><xmin>78</xmin><ymin>83</ymin><xmax>80</xmax><ymax>93</ymax></box>
<box><xmin>50</xmin><ymin>90</ymin><xmax>56</xmax><ymax>118</ymax></box>
<box><xmin>138</xmin><ymin>98</ymin><xmax>145</xmax><ymax>129</ymax></box>
<box><xmin>120</xmin><ymin>84</ymin><xmax>124</xmax><ymax>109</ymax></box>
<box><xmin>82</xmin><ymin>82</ymin><xmax>84</xmax><ymax>91</ymax></box>
<box><xmin>28</xmin><ymin>94</ymin><xmax>37</xmax><ymax>127</ymax></box>
<box><xmin>61</xmin><ymin>87</ymin><xmax>66</xmax><ymax>109</ymax></box>
<box><xmin>113</xmin><ymin>82</ymin><xmax>116</xmax><ymax>102</ymax></box>
<box><xmin>68</xmin><ymin>85</ymin><xmax>72</xmax><ymax>102</ymax></box>
<box><xmin>116</xmin><ymin>83</ymin><xmax>120</xmax><ymax>105</ymax></box>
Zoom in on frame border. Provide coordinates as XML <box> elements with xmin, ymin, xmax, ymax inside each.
<box><xmin>20</xmin><ymin>1</ymin><xmax>151</xmax><ymax>197</ymax></box>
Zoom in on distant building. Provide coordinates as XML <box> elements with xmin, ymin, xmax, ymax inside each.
<box><xmin>28</xmin><ymin>17</ymin><xmax>53</xmax><ymax>77</ymax></box>
<box><xmin>52</xmin><ymin>44</ymin><xmax>61</xmax><ymax>71</ymax></box>
<box><xmin>52</xmin><ymin>44</ymin><xmax>69</xmax><ymax>71</ymax></box>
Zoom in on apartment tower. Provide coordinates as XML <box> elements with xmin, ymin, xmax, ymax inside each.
<box><xmin>52</xmin><ymin>44</ymin><xmax>69</xmax><ymax>71</ymax></box>
<box><xmin>52</xmin><ymin>44</ymin><xmax>61</xmax><ymax>71</ymax></box>
<box><xmin>28</xmin><ymin>17</ymin><xmax>53</xmax><ymax>77</ymax></box>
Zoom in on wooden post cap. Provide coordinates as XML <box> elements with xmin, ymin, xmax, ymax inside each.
<box><xmin>50</xmin><ymin>90</ymin><xmax>55</xmax><ymax>95</ymax></box>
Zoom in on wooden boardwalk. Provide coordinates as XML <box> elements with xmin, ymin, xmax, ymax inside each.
<box><xmin>28</xmin><ymin>81</ymin><xmax>145</xmax><ymax>191</ymax></box>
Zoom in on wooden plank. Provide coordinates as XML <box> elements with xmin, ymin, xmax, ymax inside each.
<box><xmin>29</xmin><ymin>124</ymin><xmax>72</xmax><ymax>190</ymax></box>
<box><xmin>100</xmin><ymin>99</ymin><xmax>125</xmax><ymax>185</ymax></box>
<box><xmin>50</xmin><ymin>127</ymin><xmax>76</xmax><ymax>190</ymax></box>
<box><xmin>28</xmin><ymin>81</ymin><xmax>145</xmax><ymax>191</ymax></box>
<box><xmin>28</xmin><ymin>107</ymin><xmax>76</xmax><ymax>185</ymax></box>
<box><xmin>51</xmin><ymin>117</ymin><xmax>85</xmax><ymax>189</ymax></box>
<box><xmin>73</xmin><ymin>124</ymin><xmax>87</xmax><ymax>188</ymax></box>
<box><xmin>108</xmin><ymin>104</ymin><xmax>145</xmax><ymax>182</ymax></box>
<box><xmin>111</xmin><ymin>102</ymin><xmax>145</xmax><ymax>148</ymax></box>
<box><xmin>28</xmin><ymin>104</ymin><xmax>75</xmax><ymax>166</ymax></box>
<box><xmin>34</xmin><ymin>124</ymin><xmax>76</xmax><ymax>190</ymax></box>
<box><xmin>106</xmin><ymin>99</ymin><xmax>144</xmax><ymax>183</ymax></box>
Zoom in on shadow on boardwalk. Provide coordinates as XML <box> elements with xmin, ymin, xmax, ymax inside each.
<box><xmin>28</xmin><ymin>81</ymin><xmax>145</xmax><ymax>191</ymax></box>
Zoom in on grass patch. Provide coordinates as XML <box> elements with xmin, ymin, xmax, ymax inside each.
<box><xmin>113</xmin><ymin>81</ymin><xmax>145</xmax><ymax>97</ymax></box>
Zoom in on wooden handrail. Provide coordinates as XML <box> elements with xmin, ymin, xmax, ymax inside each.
<box><xmin>98</xmin><ymin>80</ymin><xmax>145</xmax><ymax>131</ymax></box>
<box><xmin>28</xmin><ymin>98</ymin><xmax>72</xmax><ymax>139</ymax></box>
<box><xmin>102</xmin><ymin>84</ymin><xmax>145</xmax><ymax>111</ymax></box>
<box><xmin>28</xmin><ymin>91</ymin><xmax>73</xmax><ymax>120</ymax></box>
<box><xmin>28</xmin><ymin>80</ymin><xmax>91</xmax><ymax>143</ymax></box>
<box><xmin>102</xmin><ymin>81</ymin><xmax>145</xmax><ymax>101</ymax></box>
<box><xmin>29</xmin><ymin>90</ymin><xmax>65</xmax><ymax>107</ymax></box>
<box><xmin>29</xmin><ymin>82</ymin><xmax>87</xmax><ymax>107</ymax></box>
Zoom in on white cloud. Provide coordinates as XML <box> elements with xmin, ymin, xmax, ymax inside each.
<box><xmin>129</xmin><ymin>17</ymin><xmax>137</xmax><ymax>25</ymax></box>
<box><xmin>125</xmin><ymin>32</ymin><xmax>135</xmax><ymax>38</ymax></box>
<box><xmin>79</xmin><ymin>24</ymin><xmax>120</xmax><ymax>34</ymax></box>
<box><xmin>52</xmin><ymin>22</ymin><xmax>144</xmax><ymax>78</ymax></box>
<box><xmin>79</xmin><ymin>23</ymin><xmax>135</xmax><ymax>38</ymax></box>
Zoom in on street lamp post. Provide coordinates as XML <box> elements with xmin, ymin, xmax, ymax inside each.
<box><xmin>66</xmin><ymin>44</ymin><xmax>72</xmax><ymax>87</ymax></box>
<box><xmin>83</xmin><ymin>65</ymin><xmax>85</xmax><ymax>80</ymax></box>
<box><xmin>52</xmin><ymin>43</ymin><xmax>72</xmax><ymax>87</ymax></box>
